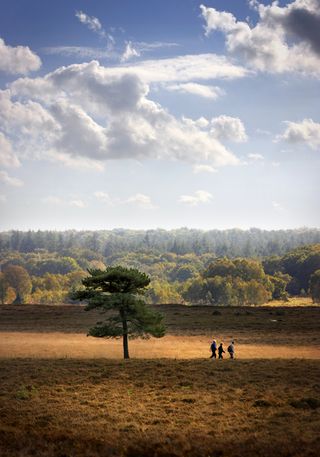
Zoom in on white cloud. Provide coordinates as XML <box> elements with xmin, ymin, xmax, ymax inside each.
<box><xmin>93</xmin><ymin>191</ymin><xmax>114</xmax><ymax>205</ymax></box>
<box><xmin>200</xmin><ymin>1</ymin><xmax>320</xmax><ymax>76</ymax></box>
<box><xmin>166</xmin><ymin>82</ymin><xmax>224</xmax><ymax>99</ymax></box>
<box><xmin>210</xmin><ymin>115</ymin><xmax>248</xmax><ymax>142</ymax></box>
<box><xmin>0</xmin><ymin>38</ymin><xmax>41</xmax><ymax>75</ymax></box>
<box><xmin>127</xmin><ymin>193</ymin><xmax>156</xmax><ymax>209</ymax></box>
<box><xmin>193</xmin><ymin>164</ymin><xmax>217</xmax><ymax>173</ymax></box>
<box><xmin>179</xmin><ymin>190</ymin><xmax>213</xmax><ymax>206</ymax></box>
<box><xmin>0</xmin><ymin>133</ymin><xmax>20</xmax><ymax>168</ymax></box>
<box><xmin>0</xmin><ymin>194</ymin><xmax>7</xmax><ymax>203</ymax></box>
<box><xmin>6</xmin><ymin>60</ymin><xmax>240</xmax><ymax>169</ymax></box>
<box><xmin>121</xmin><ymin>41</ymin><xmax>140</xmax><ymax>62</ymax></box>
<box><xmin>69</xmin><ymin>199</ymin><xmax>87</xmax><ymax>208</ymax></box>
<box><xmin>0</xmin><ymin>170</ymin><xmax>23</xmax><ymax>187</ymax></box>
<box><xmin>271</xmin><ymin>161</ymin><xmax>280</xmax><ymax>167</ymax></box>
<box><xmin>279</xmin><ymin>118</ymin><xmax>320</xmax><ymax>149</ymax></box>
<box><xmin>75</xmin><ymin>11</ymin><xmax>102</xmax><ymax>33</ymax></box>
<box><xmin>75</xmin><ymin>11</ymin><xmax>114</xmax><ymax>49</ymax></box>
<box><xmin>248</xmin><ymin>153</ymin><xmax>264</xmax><ymax>161</ymax></box>
<box><xmin>111</xmin><ymin>53</ymin><xmax>249</xmax><ymax>83</ymax></box>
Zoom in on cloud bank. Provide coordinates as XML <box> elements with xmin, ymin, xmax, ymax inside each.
<box><xmin>1</xmin><ymin>59</ymin><xmax>246</xmax><ymax>169</ymax></box>
<box><xmin>200</xmin><ymin>0</ymin><xmax>320</xmax><ymax>76</ymax></box>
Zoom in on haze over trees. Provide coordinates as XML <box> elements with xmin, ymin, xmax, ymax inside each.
<box><xmin>1</xmin><ymin>228</ymin><xmax>320</xmax><ymax>257</ymax></box>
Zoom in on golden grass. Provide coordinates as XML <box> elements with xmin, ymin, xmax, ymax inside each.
<box><xmin>1</xmin><ymin>303</ymin><xmax>319</xmax><ymax>346</ymax></box>
<box><xmin>0</xmin><ymin>333</ymin><xmax>319</xmax><ymax>359</ymax></box>
<box><xmin>0</xmin><ymin>304</ymin><xmax>319</xmax><ymax>456</ymax></box>
<box><xmin>0</xmin><ymin>358</ymin><xmax>319</xmax><ymax>457</ymax></box>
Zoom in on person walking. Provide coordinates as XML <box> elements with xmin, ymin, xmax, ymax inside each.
<box><xmin>210</xmin><ymin>339</ymin><xmax>217</xmax><ymax>358</ymax></box>
<box><xmin>218</xmin><ymin>343</ymin><xmax>225</xmax><ymax>359</ymax></box>
<box><xmin>227</xmin><ymin>341</ymin><xmax>235</xmax><ymax>359</ymax></box>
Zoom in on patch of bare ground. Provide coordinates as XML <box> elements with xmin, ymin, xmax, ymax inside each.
<box><xmin>0</xmin><ymin>358</ymin><xmax>319</xmax><ymax>457</ymax></box>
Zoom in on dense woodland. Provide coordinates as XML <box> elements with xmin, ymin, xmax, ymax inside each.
<box><xmin>0</xmin><ymin>229</ymin><xmax>320</xmax><ymax>305</ymax></box>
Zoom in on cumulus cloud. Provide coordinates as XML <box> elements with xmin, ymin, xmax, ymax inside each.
<box><xmin>121</xmin><ymin>41</ymin><xmax>140</xmax><ymax>62</ymax></box>
<box><xmin>0</xmin><ymin>170</ymin><xmax>23</xmax><ymax>187</ymax></box>
<box><xmin>5</xmin><ymin>60</ymin><xmax>241</xmax><ymax>169</ymax></box>
<box><xmin>0</xmin><ymin>38</ymin><xmax>41</xmax><ymax>75</ymax></box>
<box><xmin>279</xmin><ymin>118</ymin><xmax>320</xmax><ymax>149</ymax></box>
<box><xmin>166</xmin><ymin>83</ymin><xmax>224</xmax><ymax>99</ymax></box>
<box><xmin>179</xmin><ymin>190</ymin><xmax>213</xmax><ymax>206</ymax></box>
<box><xmin>210</xmin><ymin>115</ymin><xmax>248</xmax><ymax>142</ymax></box>
<box><xmin>127</xmin><ymin>193</ymin><xmax>156</xmax><ymax>209</ymax></box>
<box><xmin>200</xmin><ymin>1</ymin><xmax>320</xmax><ymax>76</ymax></box>
<box><xmin>0</xmin><ymin>133</ymin><xmax>20</xmax><ymax>168</ymax></box>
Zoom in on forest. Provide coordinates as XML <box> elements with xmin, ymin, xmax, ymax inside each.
<box><xmin>0</xmin><ymin>228</ymin><xmax>320</xmax><ymax>305</ymax></box>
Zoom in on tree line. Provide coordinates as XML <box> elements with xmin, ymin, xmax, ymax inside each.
<box><xmin>1</xmin><ymin>228</ymin><xmax>320</xmax><ymax>258</ymax></box>
<box><xmin>0</xmin><ymin>241</ymin><xmax>319</xmax><ymax>305</ymax></box>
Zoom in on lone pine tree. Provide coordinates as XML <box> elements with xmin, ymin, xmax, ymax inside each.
<box><xmin>73</xmin><ymin>266</ymin><xmax>165</xmax><ymax>359</ymax></box>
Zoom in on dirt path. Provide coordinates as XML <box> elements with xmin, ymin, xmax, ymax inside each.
<box><xmin>1</xmin><ymin>332</ymin><xmax>319</xmax><ymax>359</ymax></box>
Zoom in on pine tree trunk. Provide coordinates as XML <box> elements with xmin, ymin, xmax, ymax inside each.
<box><xmin>120</xmin><ymin>308</ymin><xmax>130</xmax><ymax>359</ymax></box>
<box><xmin>123</xmin><ymin>332</ymin><xmax>129</xmax><ymax>359</ymax></box>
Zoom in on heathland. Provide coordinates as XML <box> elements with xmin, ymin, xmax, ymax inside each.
<box><xmin>0</xmin><ymin>303</ymin><xmax>319</xmax><ymax>457</ymax></box>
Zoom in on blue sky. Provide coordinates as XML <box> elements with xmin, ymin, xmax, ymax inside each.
<box><xmin>0</xmin><ymin>0</ymin><xmax>319</xmax><ymax>230</ymax></box>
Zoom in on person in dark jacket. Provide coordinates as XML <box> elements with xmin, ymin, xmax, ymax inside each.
<box><xmin>218</xmin><ymin>343</ymin><xmax>225</xmax><ymax>359</ymax></box>
<box><xmin>210</xmin><ymin>339</ymin><xmax>217</xmax><ymax>358</ymax></box>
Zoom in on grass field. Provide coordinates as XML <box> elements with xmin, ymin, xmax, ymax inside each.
<box><xmin>0</xmin><ymin>303</ymin><xmax>319</xmax><ymax>456</ymax></box>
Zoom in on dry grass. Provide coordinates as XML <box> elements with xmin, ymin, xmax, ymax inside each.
<box><xmin>1</xmin><ymin>302</ymin><xmax>319</xmax><ymax>345</ymax></box>
<box><xmin>0</xmin><ymin>333</ymin><xmax>319</xmax><ymax>359</ymax></box>
<box><xmin>0</xmin><ymin>303</ymin><xmax>319</xmax><ymax>456</ymax></box>
<box><xmin>0</xmin><ymin>358</ymin><xmax>319</xmax><ymax>457</ymax></box>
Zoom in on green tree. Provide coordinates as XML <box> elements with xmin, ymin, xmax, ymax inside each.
<box><xmin>0</xmin><ymin>272</ymin><xmax>9</xmax><ymax>304</ymax></box>
<box><xmin>268</xmin><ymin>272</ymin><xmax>291</xmax><ymax>300</ymax></box>
<box><xmin>3</xmin><ymin>265</ymin><xmax>32</xmax><ymax>303</ymax></box>
<box><xmin>73</xmin><ymin>266</ymin><xmax>165</xmax><ymax>359</ymax></box>
<box><xmin>309</xmin><ymin>269</ymin><xmax>320</xmax><ymax>303</ymax></box>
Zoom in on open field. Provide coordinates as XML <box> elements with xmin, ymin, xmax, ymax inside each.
<box><xmin>0</xmin><ymin>304</ymin><xmax>319</xmax><ymax>456</ymax></box>
<box><xmin>1</xmin><ymin>333</ymin><xmax>319</xmax><ymax>359</ymax></box>
<box><xmin>1</xmin><ymin>303</ymin><xmax>320</xmax><ymax>345</ymax></box>
<box><xmin>0</xmin><ymin>358</ymin><xmax>320</xmax><ymax>457</ymax></box>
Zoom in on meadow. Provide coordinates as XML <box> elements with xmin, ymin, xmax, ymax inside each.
<box><xmin>0</xmin><ymin>303</ymin><xmax>319</xmax><ymax>456</ymax></box>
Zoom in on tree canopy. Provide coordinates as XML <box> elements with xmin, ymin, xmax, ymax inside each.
<box><xmin>73</xmin><ymin>266</ymin><xmax>165</xmax><ymax>358</ymax></box>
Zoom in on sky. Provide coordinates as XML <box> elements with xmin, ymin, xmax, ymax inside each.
<box><xmin>0</xmin><ymin>0</ymin><xmax>319</xmax><ymax>231</ymax></box>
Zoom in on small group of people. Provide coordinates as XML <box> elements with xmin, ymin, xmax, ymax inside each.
<box><xmin>210</xmin><ymin>339</ymin><xmax>235</xmax><ymax>359</ymax></box>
